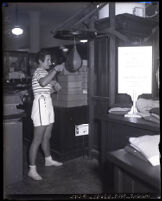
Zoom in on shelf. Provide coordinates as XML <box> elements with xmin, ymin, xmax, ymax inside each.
<box><xmin>95</xmin><ymin>13</ymin><xmax>158</xmax><ymax>39</ymax></box>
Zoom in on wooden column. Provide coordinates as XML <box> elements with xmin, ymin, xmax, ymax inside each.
<box><xmin>152</xmin><ymin>26</ymin><xmax>159</xmax><ymax>97</ymax></box>
<box><xmin>108</xmin><ymin>3</ymin><xmax>116</xmax><ymax>107</ymax></box>
<box><xmin>88</xmin><ymin>38</ymin><xmax>95</xmax><ymax>158</ymax></box>
<box><xmin>88</xmin><ymin>19</ymin><xmax>96</xmax><ymax>158</ymax></box>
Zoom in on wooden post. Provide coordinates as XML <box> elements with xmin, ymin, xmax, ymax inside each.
<box><xmin>108</xmin><ymin>3</ymin><xmax>116</xmax><ymax>107</ymax></box>
<box><xmin>88</xmin><ymin>22</ymin><xmax>95</xmax><ymax>158</ymax></box>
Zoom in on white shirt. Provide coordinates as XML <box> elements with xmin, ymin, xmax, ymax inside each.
<box><xmin>32</xmin><ymin>67</ymin><xmax>52</xmax><ymax>96</ymax></box>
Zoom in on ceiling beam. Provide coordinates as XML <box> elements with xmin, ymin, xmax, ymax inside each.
<box><xmin>73</xmin><ymin>3</ymin><xmax>107</xmax><ymax>27</ymax></box>
<box><xmin>51</xmin><ymin>3</ymin><xmax>98</xmax><ymax>33</ymax></box>
<box><xmin>97</xmin><ymin>28</ymin><xmax>130</xmax><ymax>42</ymax></box>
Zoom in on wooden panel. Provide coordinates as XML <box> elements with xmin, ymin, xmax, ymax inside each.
<box><xmin>108</xmin><ymin>149</ymin><xmax>161</xmax><ymax>194</ymax></box>
<box><xmin>94</xmin><ymin>38</ymin><xmax>109</xmax><ymax>97</ymax></box>
<box><xmin>108</xmin><ymin>3</ymin><xmax>116</xmax><ymax>107</ymax></box>
<box><xmin>93</xmin><ymin>37</ymin><xmax>110</xmax><ymax>116</ymax></box>
<box><xmin>88</xmin><ymin>36</ymin><xmax>95</xmax><ymax>157</ymax></box>
<box><xmin>51</xmin><ymin>106</ymin><xmax>89</xmax><ymax>161</ymax></box>
<box><xmin>98</xmin><ymin>114</ymin><xmax>160</xmax><ymax>191</ymax></box>
<box><xmin>3</xmin><ymin>119</ymin><xmax>23</xmax><ymax>186</ymax></box>
<box><xmin>107</xmin><ymin>122</ymin><xmax>158</xmax><ymax>151</ymax></box>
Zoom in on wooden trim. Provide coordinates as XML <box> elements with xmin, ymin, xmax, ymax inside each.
<box><xmin>88</xmin><ymin>23</ymin><xmax>95</xmax><ymax>158</ymax></box>
<box><xmin>97</xmin><ymin>28</ymin><xmax>130</xmax><ymax>42</ymax></box>
<box><xmin>109</xmin><ymin>3</ymin><xmax>116</xmax><ymax>107</ymax></box>
<box><xmin>91</xmin><ymin>96</ymin><xmax>109</xmax><ymax>102</ymax></box>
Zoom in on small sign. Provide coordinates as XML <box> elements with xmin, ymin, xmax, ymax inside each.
<box><xmin>75</xmin><ymin>124</ymin><xmax>89</xmax><ymax>136</ymax></box>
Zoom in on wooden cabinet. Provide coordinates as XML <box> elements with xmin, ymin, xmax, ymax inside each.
<box><xmin>3</xmin><ymin>118</ymin><xmax>23</xmax><ymax>186</ymax></box>
<box><xmin>98</xmin><ymin>114</ymin><xmax>160</xmax><ymax>163</ymax></box>
<box><xmin>50</xmin><ymin>106</ymin><xmax>89</xmax><ymax>161</ymax></box>
<box><xmin>97</xmin><ymin>114</ymin><xmax>160</xmax><ymax>190</ymax></box>
<box><xmin>107</xmin><ymin>149</ymin><xmax>160</xmax><ymax>195</ymax></box>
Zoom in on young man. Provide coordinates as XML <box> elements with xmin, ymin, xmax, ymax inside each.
<box><xmin>28</xmin><ymin>50</ymin><xmax>64</xmax><ymax>180</ymax></box>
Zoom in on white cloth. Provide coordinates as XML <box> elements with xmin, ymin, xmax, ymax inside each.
<box><xmin>136</xmin><ymin>98</ymin><xmax>159</xmax><ymax>115</ymax></box>
<box><xmin>108</xmin><ymin>107</ymin><xmax>131</xmax><ymax>115</ymax></box>
<box><xmin>129</xmin><ymin>135</ymin><xmax>160</xmax><ymax>166</ymax></box>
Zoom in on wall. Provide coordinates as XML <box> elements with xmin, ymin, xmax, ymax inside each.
<box><xmin>3</xmin><ymin>9</ymin><xmax>78</xmax><ymax>52</ymax></box>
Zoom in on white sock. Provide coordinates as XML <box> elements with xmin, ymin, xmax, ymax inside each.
<box><xmin>45</xmin><ymin>155</ymin><xmax>52</xmax><ymax>161</ymax></box>
<box><xmin>28</xmin><ymin>165</ymin><xmax>42</xmax><ymax>180</ymax></box>
<box><xmin>29</xmin><ymin>165</ymin><xmax>36</xmax><ymax>171</ymax></box>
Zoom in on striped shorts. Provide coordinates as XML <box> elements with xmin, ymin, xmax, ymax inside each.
<box><xmin>31</xmin><ymin>94</ymin><xmax>54</xmax><ymax>127</ymax></box>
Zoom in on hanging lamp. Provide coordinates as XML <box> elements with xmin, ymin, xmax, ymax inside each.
<box><xmin>11</xmin><ymin>3</ymin><xmax>23</xmax><ymax>36</ymax></box>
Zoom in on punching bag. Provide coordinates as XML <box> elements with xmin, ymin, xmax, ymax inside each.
<box><xmin>65</xmin><ymin>41</ymin><xmax>82</xmax><ymax>72</ymax></box>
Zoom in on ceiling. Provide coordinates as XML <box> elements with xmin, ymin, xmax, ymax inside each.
<box><xmin>3</xmin><ymin>2</ymin><xmax>158</xmax><ymax>50</ymax></box>
<box><xmin>3</xmin><ymin>2</ymin><xmax>101</xmax><ymax>50</ymax></box>
<box><xmin>3</xmin><ymin>2</ymin><xmax>97</xmax><ymax>27</ymax></box>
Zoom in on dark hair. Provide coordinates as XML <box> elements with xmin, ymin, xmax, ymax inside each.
<box><xmin>51</xmin><ymin>50</ymin><xmax>66</xmax><ymax>66</ymax></box>
<box><xmin>37</xmin><ymin>50</ymin><xmax>51</xmax><ymax>63</ymax></box>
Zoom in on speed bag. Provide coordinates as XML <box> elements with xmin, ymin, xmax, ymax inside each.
<box><xmin>65</xmin><ymin>45</ymin><xmax>82</xmax><ymax>72</ymax></box>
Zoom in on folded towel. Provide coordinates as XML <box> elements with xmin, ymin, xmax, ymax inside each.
<box><xmin>136</xmin><ymin>98</ymin><xmax>159</xmax><ymax>114</ymax></box>
<box><xmin>108</xmin><ymin>107</ymin><xmax>131</xmax><ymax>115</ymax></box>
<box><xmin>129</xmin><ymin>135</ymin><xmax>160</xmax><ymax>166</ymax></box>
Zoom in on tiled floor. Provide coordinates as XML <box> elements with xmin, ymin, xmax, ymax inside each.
<box><xmin>4</xmin><ymin>141</ymin><xmax>106</xmax><ymax>199</ymax></box>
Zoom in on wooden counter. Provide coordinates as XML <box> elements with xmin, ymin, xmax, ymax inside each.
<box><xmin>96</xmin><ymin>114</ymin><xmax>160</xmax><ymax>164</ymax></box>
<box><xmin>96</xmin><ymin>113</ymin><xmax>160</xmax><ymax>191</ymax></box>
<box><xmin>3</xmin><ymin>112</ymin><xmax>26</xmax><ymax>120</ymax></box>
<box><xmin>3</xmin><ymin>113</ymin><xmax>25</xmax><ymax>186</ymax></box>
<box><xmin>107</xmin><ymin>149</ymin><xmax>161</xmax><ymax>195</ymax></box>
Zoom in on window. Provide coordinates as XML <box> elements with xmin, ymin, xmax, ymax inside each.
<box><xmin>118</xmin><ymin>46</ymin><xmax>152</xmax><ymax>97</ymax></box>
<box><xmin>117</xmin><ymin>46</ymin><xmax>153</xmax><ymax>117</ymax></box>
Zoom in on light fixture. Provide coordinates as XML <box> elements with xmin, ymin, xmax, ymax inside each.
<box><xmin>12</xmin><ymin>26</ymin><xmax>23</xmax><ymax>35</ymax></box>
<box><xmin>60</xmin><ymin>45</ymin><xmax>69</xmax><ymax>52</ymax></box>
<box><xmin>80</xmin><ymin>39</ymin><xmax>88</xmax><ymax>43</ymax></box>
<box><xmin>11</xmin><ymin>3</ymin><xmax>23</xmax><ymax>36</ymax></box>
